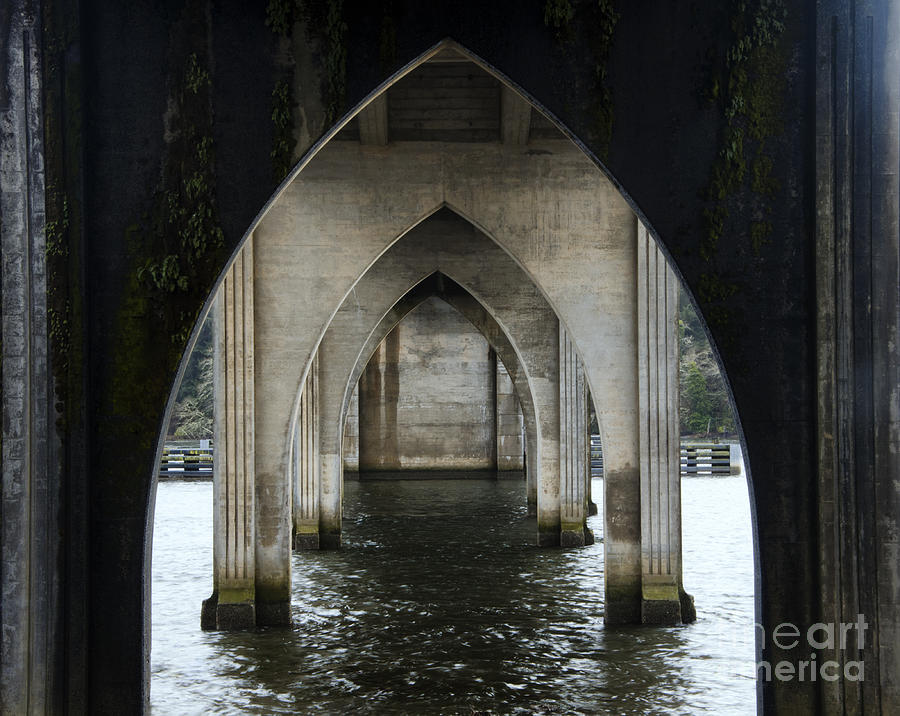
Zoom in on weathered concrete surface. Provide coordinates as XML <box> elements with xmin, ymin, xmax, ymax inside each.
<box><xmin>292</xmin><ymin>354</ymin><xmax>319</xmax><ymax>550</ymax></box>
<box><xmin>358</xmin><ymin>297</ymin><xmax>498</xmax><ymax>471</ymax></box>
<box><xmin>0</xmin><ymin>6</ymin><xmax>67</xmax><ymax>711</ymax></box>
<box><xmin>2</xmin><ymin>0</ymin><xmax>897</xmax><ymax>711</ymax></box>
<box><xmin>207</xmin><ymin>242</ymin><xmax>257</xmax><ymax>628</ymax></box>
<box><xmin>253</xmin><ymin>136</ymin><xmax>641</xmax><ymax>608</ymax></box>
<box><xmin>342</xmin><ymin>383</ymin><xmax>359</xmax><ymax>471</ymax></box>
<box><xmin>636</xmin><ymin>224</ymin><xmax>690</xmax><ymax>625</ymax></box>
<box><xmin>558</xmin><ymin>327</ymin><xmax>587</xmax><ymax>547</ymax></box>
<box><xmin>814</xmin><ymin>2</ymin><xmax>900</xmax><ymax>713</ymax></box>
<box><xmin>338</xmin><ymin>273</ymin><xmax>541</xmax><ymax>497</ymax></box>
<box><xmin>295</xmin><ymin>211</ymin><xmax>557</xmax><ymax>551</ymax></box>
<box><xmin>495</xmin><ymin>359</ymin><xmax>525</xmax><ymax>472</ymax></box>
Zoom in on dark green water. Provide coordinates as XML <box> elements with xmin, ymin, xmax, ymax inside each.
<box><xmin>151</xmin><ymin>477</ymin><xmax>755</xmax><ymax>714</ymax></box>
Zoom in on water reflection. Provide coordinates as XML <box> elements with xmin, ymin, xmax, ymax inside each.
<box><xmin>152</xmin><ymin>476</ymin><xmax>755</xmax><ymax>714</ymax></box>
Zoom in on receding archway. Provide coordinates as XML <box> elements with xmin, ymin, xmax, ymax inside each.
<box><xmin>162</xmin><ymin>35</ymin><xmax>744</xmax><ymax>701</ymax></box>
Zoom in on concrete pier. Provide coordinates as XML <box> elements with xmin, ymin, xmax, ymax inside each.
<box><xmin>3</xmin><ymin>4</ymin><xmax>897</xmax><ymax>709</ymax></box>
<box><xmin>559</xmin><ymin>327</ymin><xmax>589</xmax><ymax>547</ymax></box>
<box><xmin>204</xmin><ymin>241</ymin><xmax>257</xmax><ymax>629</ymax></box>
<box><xmin>292</xmin><ymin>355</ymin><xmax>319</xmax><ymax>550</ymax></box>
<box><xmin>636</xmin><ymin>224</ymin><xmax>693</xmax><ymax>625</ymax></box>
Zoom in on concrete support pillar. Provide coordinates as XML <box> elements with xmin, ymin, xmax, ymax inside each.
<box><xmin>815</xmin><ymin>3</ymin><xmax>900</xmax><ymax>712</ymax></box>
<box><xmin>524</xmin><ymin>438</ymin><xmax>538</xmax><ymax>513</ymax></box>
<box><xmin>636</xmin><ymin>224</ymin><xmax>692</xmax><ymax>625</ymax></box>
<box><xmin>0</xmin><ymin>8</ymin><xmax>68</xmax><ymax>709</ymax></box>
<box><xmin>495</xmin><ymin>356</ymin><xmax>525</xmax><ymax>471</ymax></box>
<box><xmin>292</xmin><ymin>354</ymin><xmax>319</xmax><ymax>550</ymax></box>
<box><xmin>536</xmin><ymin>320</ymin><xmax>562</xmax><ymax>547</ymax></box>
<box><xmin>318</xmin><ymin>350</ymin><xmax>342</xmax><ymax>550</ymax></box>
<box><xmin>585</xmin><ymin>393</ymin><xmax>599</xmax><ymax>516</ymax></box>
<box><xmin>342</xmin><ymin>381</ymin><xmax>359</xmax><ymax>472</ymax></box>
<box><xmin>203</xmin><ymin>240</ymin><xmax>257</xmax><ymax>629</ymax></box>
<box><xmin>559</xmin><ymin>327</ymin><xmax>589</xmax><ymax>546</ymax></box>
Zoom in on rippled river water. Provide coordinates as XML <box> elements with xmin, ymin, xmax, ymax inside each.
<box><xmin>151</xmin><ymin>476</ymin><xmax>755</xmax><ymax>714</ymax></box>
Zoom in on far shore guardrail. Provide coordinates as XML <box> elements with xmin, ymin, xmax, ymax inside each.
<box><xmin>161</xmin><ymin>439</ymin><xmax>741</xmax><ymax>480</ymax></box>
<box><xmin>159</xmin><ymin>440</ymin><xmax>213</xmax><ymax>479</ymax></box>
<box><xmin>590</xmin><ymin>438</ymin><xmax>741</xmax><ymax>477</ymax></box>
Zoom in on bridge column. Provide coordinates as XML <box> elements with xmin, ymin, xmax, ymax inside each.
<box><xmin>203</xmin><ymin>242</ymin><xmax>257</xmax><ymax>629</ymax></box>
<box><xmin>495</xmin><ymin>356</ymin><xmax>525</xmax><ymax>472</ymax></box>
<box><xmin>559</xmin><ymin>328</ymin><xmax>590</xmax><ymax>546</ymax></box>
<box><xmin>815</xmin><ymin>3</ymin><xmax>900</xmax><ymax>710</ymax></box>
<box><xmin>636</xmin><ymin>225</ymin><xmax>693</xmax><ymax>625</ymax></box>
<box><xmin>342</xmin><ymin>383</ymin><xmax>360</xmax><ymax>472</ymax></box>
<box><xmin>318</xmin><ymin>350</ymin><xmax>342</xmax><ymax>549</ymax></box>
<box><xmin>292</xmin><ymin>354</ymin><xmax>319</xmax><ymax>550</ymax></box>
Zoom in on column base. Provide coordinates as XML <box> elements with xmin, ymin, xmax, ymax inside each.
<box><xmin>641</xmin><ymin>580</ymin><xmax>684</xmax><ymax>625</ymax></box>
<box><xmin>217</xmin><ymin>602</ymin><xmax>257</xmax><ymax>629</ymax></box>
<box><xmin>293</xmin><ymin>532</ymin><xmax>320</xmax><ymax>550</ymax></box>
<box><xmin>537</xmin><ymin>527</ymin><xmax>560</xmax><ymax>546</ymax></box>
<box><xmin>201</xmin><ymin>591</ymin><xmax>257</xmax><ymax>630</ymax></box>
<box><xmin>319</xmin><ymin>531</ymin><xmax>341</xmax><ymax>549</ymax></box>
<box><xmin>256</xmin><ymin>600</ymin><xmax>291</xmax><ymax>627</ymax></box>
<box><xmin>604</xmin><ymin>581</ymin><xmax>642</xmax><ymax>625</ymax></box>
<box><xmin>560</xmin><ymin>523</ymin><xmax>594</xmax><ymax>547</ymax></box>
<box><xmin>641</xmin><ymin>597</ymin><xmax>682</xmax><ymax>625</ymax></box>
<box><xmin>680</xmin><ymin>587</ymin><xmax>697</xmax><ymax>623</ymax></box>
<box><xmin>560</xmin><ymin>527</ymin><xmax>586</xmax><ymax>547</ymax></box>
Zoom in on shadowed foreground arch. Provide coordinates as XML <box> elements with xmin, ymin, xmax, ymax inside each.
<box><xmin>3</xmin><ymin>5</ymin><xmax>897</xmax><ymax>711</ymax></box>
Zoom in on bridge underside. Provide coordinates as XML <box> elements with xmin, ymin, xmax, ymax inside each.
<box><xmin>202</xmin><ymin>53</ymin><xmax>692</xmax><ymax>630</ymax></box>
<box><xmin>3</xmin><ymin>5</ymin><xmax>898</xmax><ymax>712</ymax></box>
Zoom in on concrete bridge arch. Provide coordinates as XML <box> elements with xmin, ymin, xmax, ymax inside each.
<box><xmin>207</xmin><ymin>50</ymin><xmax>692</xmax><ymax>626</ymax></box>
<box><xmin>4</xmin><ymin>6</ymin><xmax>897</xmax><ymax>711</ymax></box>
<box><xmin>292</xmin><ymin>210</ymin><xmax>560</xmax><ymax>552</ymax></box>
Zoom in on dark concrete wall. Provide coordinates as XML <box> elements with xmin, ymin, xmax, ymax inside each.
<box><xmin>7</xmin><ymin>0</ymin><xmax>895</xmax><ymax>712</ymax></box>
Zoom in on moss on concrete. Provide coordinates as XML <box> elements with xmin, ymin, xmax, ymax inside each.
<box><xmin>698</xmin><ymin>0</ymin><xmax>789</xmax><ymax>347</ymax></box>
<box><xmin>42</xmin><ymin>0</ymin><xmax>85</xmax><ymax>438</ymax></box>
<box><xmin>270</xmin><ymin>79</ymin><xmax>295</xmax><ymax>181</ymax></box>
<box><xmin>544</xmin><ymin>0</ymin><xmax>620</xmax><ymax>159</ymax></box>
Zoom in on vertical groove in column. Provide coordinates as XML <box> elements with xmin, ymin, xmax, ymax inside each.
<box><xmin>234</xmin><ymin>251</ymin><xmax>245</xmax><ymax>581</ymax></box>
<box><xmin>213</xmin><ymin>242</ymin><xmax>256</xmax><ymax>595</ymax></box>
<box><xmin>666</xmin><ymin>261</ymin><xmax>679</xmax><ymax>577</ymax></box>
<box><xmin>301</xmin><ymin>374</ymin><xmax>307</xmax><ymax>520</ymax></box>
<box><xmin>830</xmin><ymin>15</ymin><xmax>844</xmax><ymax>658</ymax></box>
<box><xmin>559</xmin><ymin>328</ymin><xmax>567</xmax><ymax>519</ymax></box>
<box><xmin>647</xmin><ymin>241</ymin><xmax>659</xmax><ymax>574</ymax></box>
<box><xmin>568</xmin><ymin>335</ymin><xmax>573</xmax><ymax>517</ymax></box>
<box><xmin>22</xmin><ymin>25</ymin><xmax>35</xmax><ymax>710</ymax></box>
<box><xmin>244</xmin><ymin>238</ymin><xmax>256</xmax><ymax>579</ymax></box>
<box><xmin>313</xmin><ymin>354</ymin><xmax>320</xmax><ymax>519</ymax></box>
<box><xmin>637</xmin><ymin>224</ymin><xmax>651</xmax><ymax>576</ymax></box>
<box><xmin>301</xmin><ymin>388</ymin><xmax>306</xmax><ymax>520</ymax></box>
<box><xmin>301</xmin><ymin>381</ymin><xmax>306</xmax><ymax>520</ymax></box>
<box><xmin>224</xmin><ymin>274</ymin><xmax>234</xmax><ymax>580</ymax></box>
<box><xmin>836</xmin><ymin>8</ymin><xmax>858</xmax><ymax>684</ymax></box>
<box><xmin>301</xmin><ymin>380</ymin><xmax>307</xmax><ymax>520</ymax></box>
<box><xmin>656</xmin><ymin>244</ymin><xmax>666</xmax><ymax>575</ymax></box>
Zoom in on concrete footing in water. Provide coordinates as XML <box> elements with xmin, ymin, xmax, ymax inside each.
<box><xmin>201</xmin><ymin>593</ymin><xmax>257</xmax><ymax>631</ymax></box>
<box><xmin>293</xmin><ymin>532</ymin><xmax>319</xmax><ymax>550</ymax></box>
